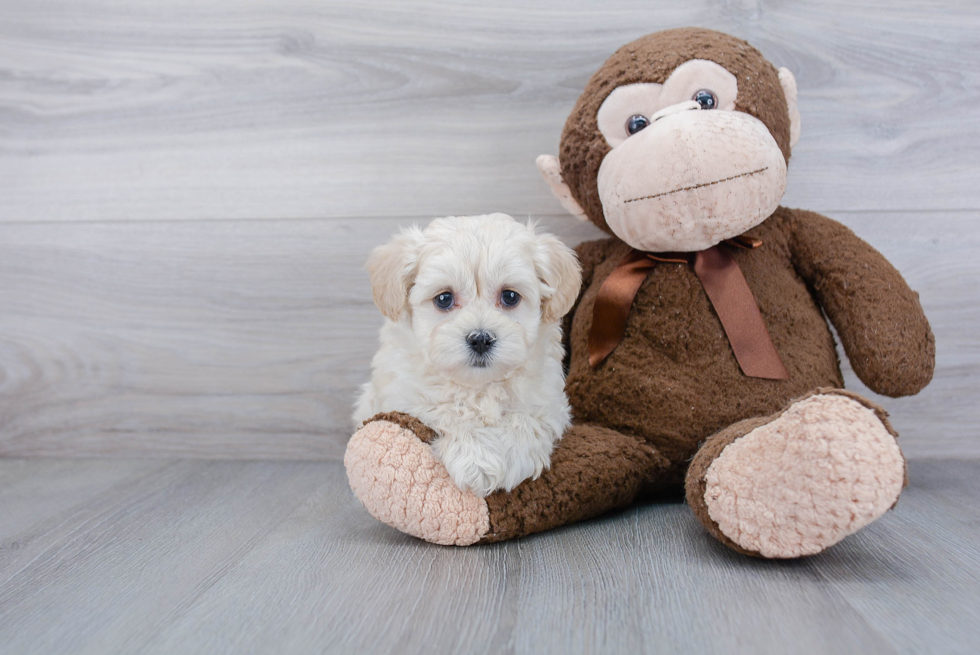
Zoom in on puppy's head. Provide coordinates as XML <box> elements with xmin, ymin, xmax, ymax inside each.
<box><xmin>367</xmin><ymin>213</ymin><xmax>581</xmax><ymax>385</ymax></box>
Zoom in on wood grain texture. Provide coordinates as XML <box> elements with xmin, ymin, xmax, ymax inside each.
<box><xmin>0</xmin><ymin>214</ymin><xmax>601</xmax><ymax>459</ymax></box>
<box><xmin>0</xmin><ymin>0</ymin><xmax>976</xmax><ymax>459</ymax></box>
<box><xmin>0</xmin><ymin>212</ymin><xmax>975</xmax><ymax>459</ymax></box>
<box><xmin>0</xmin><ymin>459</ymin><xmax>329</xmax><ymax>655</ymax></box>
<box><xmin>1</xmin><ymin>0</ymin><xmax>978</xmax><ymax>222</ymax></box>
<box><xmin>0</xmin><ymin>458</ymin><xmax>166</xmax><ymax>541</ymax></box>
<box><xmin>0</xmin><ymin>457</ymin><xmax>978</xmax><ymax>654</ymax></box>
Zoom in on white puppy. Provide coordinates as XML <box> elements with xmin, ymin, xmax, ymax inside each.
<box><xmin>353</xmin><ymin>213</ymin><xmax>582</xmax><ymax>497</ymax></box>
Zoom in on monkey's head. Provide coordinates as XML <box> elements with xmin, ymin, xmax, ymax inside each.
<box><xmin>538</xmin><ymin>28</ymin><xmax>801</xmax><ymax>252</ymax></box>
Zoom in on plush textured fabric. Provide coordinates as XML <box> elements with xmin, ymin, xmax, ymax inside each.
<box><xmin>364</xmin><ymin>411</ymin><xmax>439</xmax><ymax>444</ymax></box>
<box><xmin>595</xmin><ymin>108</ymin><xmax>787</xmax><ymax>252</ymax></box>
<box><xmin>480</xmin><ymin>424</ymin><xmax>670</xmax><ymax>543</ymax></box>
<box><xmin>536</xmin><ymin>154</ymin><xmax>589</xmax><ymax>221</ymax></box>
<box><xmin>689</xmin><ymin>390</ymin><xmax>906</xmax><ymax>558</ymax></box>
<box><xmin>344</xmin><ymin>416</ymin><xmax>490</xmax><ymax>546</ymax></box>
<box><xmin>790</xmin><ymin>210</ymin><xmax>935</xmax><ymax>396</ymax></box>
<box><xmin>595</xmin><ymin>60</ymin><xmax>739</xmax><ymax>148</ymax></box>
<box><xmin>560</xmin><ymin>27</ymin><xmax>792</xmax><ymax>234</ymax></box>
<box><xmin>778</xmin><ymin>67</ymin><xmax>801</xmax><ymax>147</ymax></box>
<box><xmin>563</xmin><ymin>207</ymin><xmax>933</xmax><ymax>468</ymax></box>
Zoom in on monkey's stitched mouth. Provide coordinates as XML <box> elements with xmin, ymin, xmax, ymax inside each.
<box><xmin>625</xmin><ymin>167</ymin><xmax>769</xmax><ymax>204</ymax></box>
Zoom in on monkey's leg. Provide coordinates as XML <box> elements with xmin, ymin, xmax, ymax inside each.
<box><xmin>344</xmin><ymin>413</ymin><xmax>669</xmax><ymax>545</ymax></box>
<box><xmin>685</xmin><ymin>388</ymin><xmax>907</xmax><ymax>559</ymax></box>
<box><xmin>480</xmin><ymin>423</ymin><xmax>671</xmax><ymax>543</ymax></box>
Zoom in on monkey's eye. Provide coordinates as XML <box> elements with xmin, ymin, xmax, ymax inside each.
<box><xmin>434</xmin><ymin>292</ymin><xmax>454</xmax><ymax>310</ymax></box>
<box><xmin>500</xmin><ymin>290</ymin><xmax>521</xmax><ymax>307</ymax></box>
<box><xmin>693</xmin><ymin>89</ymin><xmax>718</xmax><ymax>110</ymax></box>
<box><xmin>625</xmin><ymin>114</ymin><xmax>650</xmax><ymax>136</ymax></box>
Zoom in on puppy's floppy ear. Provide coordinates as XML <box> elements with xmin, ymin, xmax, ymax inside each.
<box><xmin>366</xmin><ymin>226</ymin><xmax>424</xmax><ymax>320</ymax></box>
<box><xmin>533</xmin><ymin>230</ymin><xmax>582</xmax><ymax>323</ymax></box>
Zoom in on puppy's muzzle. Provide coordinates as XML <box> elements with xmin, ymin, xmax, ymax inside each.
<box><xmin>466</xmin><ymin>330</ymin><xmax>496</xmax><ymax>364</ymax></box>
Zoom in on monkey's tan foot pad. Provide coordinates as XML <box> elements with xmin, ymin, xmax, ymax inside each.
<box><xmin>696</xmin><ymin>393</ymin><xmax>905</xmax><ymax>558</ymax></box>
<box><xmin>344</xmin><ymin>417</ymin><xmax>490</xmax><ymax>546</ymax></box>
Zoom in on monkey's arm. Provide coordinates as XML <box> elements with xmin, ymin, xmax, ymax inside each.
<box><xmin>788</xmin><ymin>209</ymin><xmax>934</xmax><ymax>397</ymax></box>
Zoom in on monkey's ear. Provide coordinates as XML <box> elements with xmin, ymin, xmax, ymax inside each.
<box><xmin>778</xmin><ymin>67</ymin><xmax>802</xmax><ymax>149</ymax></box>
<box><xmin>536</xmin><ymin>155</ymin><xmax>589</xmax><ymax>222</ymax></box>
<box><xmin>533</xmin><ymin>231</ymin><xmax>583</xmax><ymax>323</ymax></box>
<box><xmin>366</xmin><ymin>226</ymin><xmax>424</xmax><ymax>321</ymax></box>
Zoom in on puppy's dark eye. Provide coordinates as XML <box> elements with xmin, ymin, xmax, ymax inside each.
<box><xmin>434</xmin><ymin>292</ymin><xmax>454</xmax><ymax>310</ymax></box>
<box><xmin>625</xmin><ymin>114</ymin><xmax>650</xmax><ymax>136</ymax></box>
<box><xmin>693</xmin><ymin>89</ymin><xmax>718</xmax><ymax>110</ymax></box>
<box><xmin>500</xmin><ymin>290</ymin><xmax>521</xmax><ymax>307</ymax></box>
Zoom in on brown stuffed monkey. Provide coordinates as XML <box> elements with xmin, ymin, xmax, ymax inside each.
<box><xmin>345</xmin><ymin>28</ymin><xmax>935</xmax><ymax>558</ymax></box>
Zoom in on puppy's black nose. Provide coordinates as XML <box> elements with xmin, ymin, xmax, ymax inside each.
<box><xmin>466</xmin><ymin>330</ymin><xmax>495</xmax><ymax>355</ymax></box>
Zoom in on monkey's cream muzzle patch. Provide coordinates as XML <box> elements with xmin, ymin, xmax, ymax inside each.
<box><xmin>596</xmin><ymin>109</ymin><xmax>787</xmax><ymax>252</ymax></box>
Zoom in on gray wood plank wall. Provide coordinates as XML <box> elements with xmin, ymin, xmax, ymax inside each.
<box><xmin>2</xmin><ymin>0</ymin><xmax>978</xmax><ymax>459</ymax></box>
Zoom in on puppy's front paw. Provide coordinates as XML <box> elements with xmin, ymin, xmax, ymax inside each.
<box><xmin>443</xmin><ymin>457</ymin><xmax>503</xmax><ymax>498</ymax></box>
<box><xmin>433</xmin><ymin>439</ymin><xmax>506</xmax><ymax>498</ymax></box>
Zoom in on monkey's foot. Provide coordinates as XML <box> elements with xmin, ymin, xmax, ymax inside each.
<box><xmin>344</xmin><ymin>412</ymin><xmax>490</xmax><ymax>546</ymax></box>
<box><xmin>687</xmin><ymin>390</ymin><xmax>906</xmax><ymax>558</ymax></box>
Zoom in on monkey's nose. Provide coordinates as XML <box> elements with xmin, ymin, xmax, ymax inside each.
<box><xmin>651</xmin><ymin>100</ymin><xmax>700</xmax><ymax>122</ymax></box>
<box><xmin>466</xmin><ymin>330</ymin><xmax>495</xmax><ymax>355</ymax></box>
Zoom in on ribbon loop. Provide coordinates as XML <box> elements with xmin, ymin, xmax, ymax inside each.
<box><xmin>587</xmin><ymin>242</ymin><xmax>789</xmax><ymax>380</ymax></box>
<box><xmin>587</xmin><ymin>250</ymin><xmax>658</xmax><ymax>368</ymax></box>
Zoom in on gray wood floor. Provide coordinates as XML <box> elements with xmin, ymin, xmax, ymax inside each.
<box><xmin>0</xmin><ymin>457</ymin><xmax>978</xmax><ymax>655</ymax></box>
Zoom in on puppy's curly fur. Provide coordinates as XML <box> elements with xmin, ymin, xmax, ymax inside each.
<box><xmin>354</xmin><ymin>214</ymin><xmax>582</xmax><ymax>497</ymax></box>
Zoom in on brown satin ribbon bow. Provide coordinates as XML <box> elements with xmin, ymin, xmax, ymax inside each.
<box><xmin>588</xmin><ymin>236</ymin><xmax>789</xmax><ymax>380</ymax></box>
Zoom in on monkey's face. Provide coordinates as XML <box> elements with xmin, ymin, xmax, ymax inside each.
<box><xmin>594</xmin><ymin>60</ymin><xmax>787</xmax><ymax>252</ymax></box>
<box><xmin>539</xmin><ymin>29</ymin><xmax>801</xmax><ymax>253</ymax></box>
